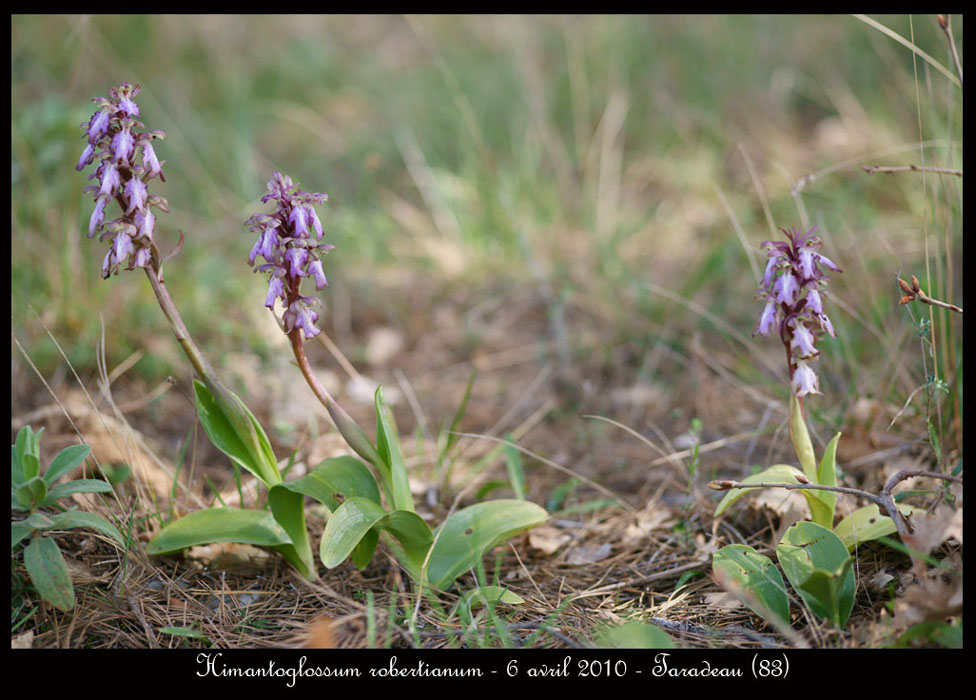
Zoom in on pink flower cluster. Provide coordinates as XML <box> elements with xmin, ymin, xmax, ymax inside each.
<box><xmin>77</xmin><ymin>82</ymin><xmax>167</xmax><ymax>278</ymax></box>
<box><xmin>755</xmin><ymin>227</ymin><xmax>842</xmax><ymax>397</ymax></box>
<box><xmin>245</xmin><ymin>172</ymin><xmax>334</xmax><ymax>339</ymax></box>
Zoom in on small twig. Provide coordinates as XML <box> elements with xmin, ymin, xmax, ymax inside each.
<box><xmin>938</xmin><ymin>15</ymin><xmax>963</xmax><ymax>86</ymax></box>
<box><xmin>862</xmin><ymin>164</ymin><xmax>962</xmax><ymax>177</ymax></box>
<box><xmin>898</xmin><ymin>275</ymin><xmax>963</xmax><ymax>314</ymax></box>
<box><xmin>710</xmin><ymin>470</ymin><xmax>962</xmax><ymax>545</ymax></box>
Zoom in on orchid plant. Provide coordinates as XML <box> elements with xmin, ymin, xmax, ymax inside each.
<box><xmin>710</xmin><ymin>227</ymin><xmax>920</xmax><ymax>629</ymax></box>
<box><xmin>75</xmin><ymin>82</ymin><xmax>545</xmax><ymax>591</ymax></box>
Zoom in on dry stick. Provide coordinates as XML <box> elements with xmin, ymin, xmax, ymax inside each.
<box><xmin>862</xmin><ymin>164</ymin><xmax>962</xmax><ymax>177</ymax></box>
<box><xmin>710</xmin><ymin>470</ymin><xmax>962</xmax><ymax>544</ymax></box>
<box><xmin>898</xmin><ymin>275</ymin><xmax>963</xmax><ymax>314</ymax></box>
<box><xmin>938</xmin><ymin>14</ymin><xmax>963</xmax><ymax>86</ymax></box>
<box><xmin>570</xmin><ymin>560</ymin><xmax>707</xmax><ymax>600</ymax></box>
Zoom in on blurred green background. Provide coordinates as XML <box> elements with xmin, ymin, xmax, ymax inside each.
<box><xmin>11</xmin><ymin>15</ymin><xmax>962</xmax><ymax>455</ymax></box>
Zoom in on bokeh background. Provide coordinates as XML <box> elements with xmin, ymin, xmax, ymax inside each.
<box><xmin>11</xmin><ymin>14</ymin><xmax>962</xmax><ymax>495</ymax></box>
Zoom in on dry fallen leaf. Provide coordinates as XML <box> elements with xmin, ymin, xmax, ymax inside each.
<box><xmin>622</xmin><ymin>501</ymin><xmax>676</xmax><ymax>546</ymax></box>
<box><xmin>892</xmin><ymin>568</ymin><xmax>963</xmax><ymax>631</ymax></box>
<box><xmin>528</xmin><ymin>525</ymin><xmax>572</xmax><ymax>556</ymax></box>
<box><xmin>702</xmin><ymin>591</ymin><xmax>744</xmax><ymax>611</ymax></box>
<box><xmin>566</xmin><ymin>542</ymin><xmax>612</xmax><ymax>565</ymax></box>
<box><xmin>186</xmin><ymin>542</ymin><xmax>274</xmax><ymax>572</ymax></box>
<box><xmin>302</xmin><ymin>614</ymin><xmax>336</xmax><ymax>649</ymax></box>
<box><xmin>11</xmin><ymin>631</ymin><xmax>34</xmax><ymax>649</ymax></box>
<box><xmin>903</xmin><ymin>505</ymin><xmax>963</xmax><ymax>558</ymax></box>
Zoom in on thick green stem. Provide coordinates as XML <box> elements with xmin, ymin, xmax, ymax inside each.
<box><xmin>143</xmin><ymin>265</ymin><xmax>213</xmax><ymax>382</ymax></box>
<box><xmin>288</xmin><ymin>329</ymin><xmax>381</xmax><ymax>466</ymax></box>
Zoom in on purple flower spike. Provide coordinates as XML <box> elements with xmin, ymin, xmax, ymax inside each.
<box><xmin>755</xmin><ymin>226</ymin><xmax>841</xmax><ymax>397</ymax></box>
<box><xmin>245</xmin><ymin>172</ymin><xmax>332</xmax><ymax>338</ymax></box>
<box><xmin>76</xmin><ymin>82</ymin><xmax>167</xmax><ymax>278</ymax></box>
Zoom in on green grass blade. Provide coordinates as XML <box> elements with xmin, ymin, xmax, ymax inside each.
<box><xmin>503</xmin><ymin>434</ymin><xmax>526</xmax><ymax>500</ymax></box>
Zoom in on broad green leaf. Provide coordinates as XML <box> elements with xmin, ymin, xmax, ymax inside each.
<box><xmin>43</xmin><ymin>444</ymin><xmax>92</xmax><ymax>487</ymax></box>
<box><xmin>777</xmin><ymin>521</ymin><xmax>855</xmax><ymax>627</ymax></box>
<box><xmin>457</xmin><ymin>585</ymin><xmax>525</xmax><ymax>612</ymax></box>
<box><xmin>16</xmin><ymin>476</ymin><xmax>47</xmax><ymax>510</ymax></box>
<box><xmin>813</xmin><ymin>432</ymin><xmax>841</xmax><ymax>525</ymax></box>
<box><xmin>12</xmin><ymin>443</ymin><xmax>24</xmax><ymax>486</ymax></box>
<box><xmin>12</xmin><ymin>521</ymin><xmax>34</xmax><ymax>548</ymax></box>
<box><xmin>713</xmin><ymin>464</ymin><xmax>804</xmax><ymax>516</ymax></box>
<box><xmin>193</xmin><ymin>379</ymin><xmax>280</xmax><ymax>487</ymax></box>
<box><xmin>789</xmin><ymin>395</ymin><xmax>817</xmax><ymax>481</ymax></box>
<box><xmin>373</xmin><ymin>387</ymin><xmax>415</xmax><ymax>512</ymax></box>
<box><xmin>25</xmin><ymin>512</ymin><xmax>56</xmax><ymax>530</ymax></box>
<box><xmin>281</xmin><ymin>456</ymin><xmax>381</xmax><ymax>512</ymax></box>
<box><xmin>46</xmin><ymin>510</ymin><xmax>127</xmax><ymax>548</ymax></box>
<box><xmin>713</xmin><ymin>544</ymin><xmax>790</xmax><ymax>625</ymax></box>
<box><xmin>351</xmin><ymin>529</ymin><xmax>380</xmax><ymax>570</ymax></box>
<box><xmin>426</xmin><ymin>500</ymin><xmax>547</xmax><ymax>590</ymax></box>
<box><xmin>503</xmin><ymin>435</ymin><xmax>526</xmax><ymax>500</ymax></box>
<box><xmin>146</xmin><ymin>507</ymin><xmax>292</xmax><ymax>555</ymax></box>
<box><xmin>713</xmin><ymin>462</ymin><xmax>832</xmax><ymax>527</ymax></box>
<box><xmin>320</xmin><ymin>497</ymin><xmax>432</xmax><ymax>574</ymax></box>
<box><xmin>40</xmin><ymin>479</ymin><xmax>113</xmax><ymax>506</ymax></box>
<box><xmin>595</xmin><ymin>620</ymin><xmax>675</xmax><ymax>649</ymax></box>
<box><xmin>24</xmin><ymin>536</ymin><xmax>75</xmax><ymax>611</ymax></box>
<box><xmin>833</xmin><ymin>503</ymin><xmax>924</xmax><ymax>552</ymax></box>
<box><xmin>267</xmin><ymin>485</ymin><xmax>316</xmax><ymax>580</ymax></box>
<box><xmin>15</xmin><ymin>426</ymin><xmax>43</xmax><ymax>482</ymax></box>
<box><xmin>279</xmin><ymin>457</ymin><xmax>384</xmax><ymax>572</ymax></box>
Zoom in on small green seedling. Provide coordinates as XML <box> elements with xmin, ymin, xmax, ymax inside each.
<box><xmin>11</xmin><ymin>426</ymin><xmax>126</xmax><ymax>611</ymax></box>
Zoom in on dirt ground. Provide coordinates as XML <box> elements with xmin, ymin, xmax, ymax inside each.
<box><xmin>10</xmin><ymin>272</ymin><xmax>960</xmax><ymax>649</ymax></box>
